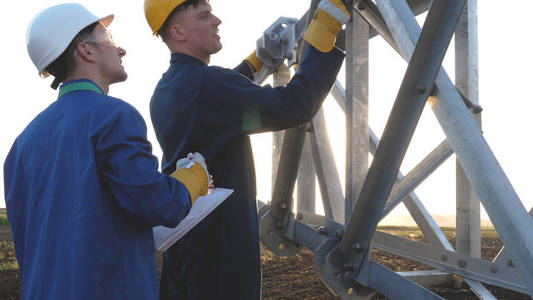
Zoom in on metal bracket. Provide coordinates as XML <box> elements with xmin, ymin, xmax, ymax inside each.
<box><xmin>314</xmin><ymin>239</ymin><xmax>376</xmax><ymax>299</ymax></box>
<box><xmin>254</xmin><ymin>12</ymin><xmax>309</xmax><ymax>84</ymax></box>
<box><xmin>314</xmin><ymin>238</ymin><xmax>446</xmax><ymax>299</ymax></box>
<box><xmin>260</xmin><ymin>210</ymin><xmax>299</xmax><ymax>256</ymax></box>
<box><xmin>256</xmin><ymin>16</ymin><xmax>300</xmax><ymax>69</ymax></box>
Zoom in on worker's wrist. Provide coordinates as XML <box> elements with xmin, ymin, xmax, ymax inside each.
<box><xmin>170</xmin><ymin>164</ymin><xmax>208</xmax><ymax>205</ymax></box>
<box><xmin>244</xmin><ymin>50</ymin><xmax>263</xmax><ymax>73</ymax></box>
<box><xmin>315</xmin><ymin>9</ymin><xmax>343</xmax><ymax>34</ymax></box>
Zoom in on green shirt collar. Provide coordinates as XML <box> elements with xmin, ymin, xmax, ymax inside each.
<box><xmin>58</xmin><ymin>80</ymin><xmax>104</xmax><ymax>98</ymax></box>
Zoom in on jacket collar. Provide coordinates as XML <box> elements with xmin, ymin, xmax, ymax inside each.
<box><xmin>58</xmin><ymin>79</ymin><xmax>104</xmax><ymax>98</ymax></box>
<box><xmin>170</xmin><ymin>53</ymin><xmax>206</xmax><ymax>66</ymax></box>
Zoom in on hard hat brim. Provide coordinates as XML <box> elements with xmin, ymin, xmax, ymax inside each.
<box><xmin>100</xmin><ymin>14</ymin><xmax>114</xmax><ymax>28</ymax></box>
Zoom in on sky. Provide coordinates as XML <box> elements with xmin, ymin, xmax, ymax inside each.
<box><xmin>1</xmin><ymin>1</ymin><xmax>532</xmax><ymax>224</ymax></box>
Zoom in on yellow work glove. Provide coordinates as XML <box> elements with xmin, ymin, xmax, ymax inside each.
<box><xmin>170</xmin><ymin>153</ymin><xmax>209</xmax><ymax>205</ymax></box>
<box><xmin>304</xmin><ymin>0</ymin><xmax>351</xmax><ymax>53</ymax></box>
<box><xmin>244</xmin><ymin>50</ymin><xmax>263</xmax><ymax>73</ymax></box>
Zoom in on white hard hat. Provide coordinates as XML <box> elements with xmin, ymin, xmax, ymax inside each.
<box><xmin>26</xmin><ymin>3</ymin><xmax>114</xmax><ymax>77</ymax></box>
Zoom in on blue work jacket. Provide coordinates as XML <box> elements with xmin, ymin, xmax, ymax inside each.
<box><xmin>151</xmin><ymin>46</ymin><xmax>344</xmax><ymax>299</ymax></box>
<box><xmin>4</xmin><ymin>79</ymin><xmax>191</xmax><ymax>300</ymax></box>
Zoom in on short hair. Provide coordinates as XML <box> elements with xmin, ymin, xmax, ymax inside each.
<box><xmin>46</xmin><ymin>22</ymin><xmax>99</xmax><ymax>89</ymax></box>
<box><xmin>157</xmin><ymin>0</ymin><xmax>208</xmax><ymax>41</ymax></box>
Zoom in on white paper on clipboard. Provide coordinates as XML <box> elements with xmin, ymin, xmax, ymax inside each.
<box><xmin>153</xmin><ymin>188</ymin><xmax>233</xmax><ymax>252</ymax></box>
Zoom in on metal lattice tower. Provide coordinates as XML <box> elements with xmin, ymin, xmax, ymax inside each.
<box><xmin>258</xmin><ymin>0</ymin><xmax>533</xmax><ymax>299</ymax></box>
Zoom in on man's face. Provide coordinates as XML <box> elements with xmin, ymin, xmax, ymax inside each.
<box><xmin>177</xmin><ymin>1</ymin><xmax>222</xmax><ymax>60</ymax></box>
<box><xmin>87</xmin><ymin>23</ymin><xmax>128</xmax><ymax>84</ymax></box>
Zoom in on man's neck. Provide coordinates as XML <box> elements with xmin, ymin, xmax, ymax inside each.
<box><xmin>65</xmin><ymin>73</ymin><xmax>109</xmax><ymax>94</ymax></box>
<box><xmin>169</xmin><ymin>44</ymin><xmax>210</xmax><ymax>65</ymax></box>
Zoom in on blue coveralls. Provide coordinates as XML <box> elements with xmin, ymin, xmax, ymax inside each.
<box><xmin>4</xmin><ymin>79</ymin><xmax>192</xmax><ymax>300</ymax></box>
<box><xmin>151</xmin><ymin>46</ymin><xmax>344</xmax><ymax>299</ymax></box>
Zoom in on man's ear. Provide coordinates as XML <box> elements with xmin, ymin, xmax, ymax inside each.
<box><xmin>76</xmin><ymin>42</ymin><xmax>97</xmax><ymax>62</ymax></box>
<box><xmin>169</xmin><ymin>23</ymin><xmax>187</xmax><ymax>43</ymax></box>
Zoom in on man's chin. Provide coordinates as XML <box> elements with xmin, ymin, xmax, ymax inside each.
<box><xmin>214</xmin><ymin>38</ymin><xmax>223</xmax><ymax>50</ymax></box>
<box><xmin>112</xmin><ymin>72</ymin><xmax>128</xmax><ymax>84</ymax></box>
<box><xmin>212</xmin><ymin>44</ymin><xmax>222</xmax><ymax>55</ymax></box>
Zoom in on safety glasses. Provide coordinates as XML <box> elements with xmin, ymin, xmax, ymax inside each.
<box><xmin>82</xmin><ymin>30</ymin><xmax>119</xmax><ymax>48</ymax></box>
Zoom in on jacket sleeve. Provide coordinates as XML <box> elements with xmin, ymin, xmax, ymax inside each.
<box><xmin>233</xmin><ymin>61</ymin><xmax>255</xmax><ymax>81</ymax></box>
<box><xmin>201</xmin><ymin>46</ymin><xmax>345</xmax><ymax>135</ymax></box>
<box><xmin>95</xmin><ymin>102</ymin><xmax>191</xmax><ymax>228</ymax></box>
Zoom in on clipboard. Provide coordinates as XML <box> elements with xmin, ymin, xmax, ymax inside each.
<box><xmin>153</xmin><ymin>188</ymin><xmax>233</xmax><ymax>252</ymax></box>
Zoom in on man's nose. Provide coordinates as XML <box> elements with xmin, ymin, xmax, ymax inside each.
<box><xmin>118</xmin><ymin>46</ymin><xmax>126</xmax><ymax>57</ymax></box>
<box><xmin>213</xmin><ymin>14</ymin><xmax>222</xmax><ymax>26</ymax></box>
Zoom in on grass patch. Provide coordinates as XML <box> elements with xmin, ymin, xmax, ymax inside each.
<box><xmin>0</xmin><ymin>260</ymin><xmax>18</xmax><ymax>271</ymax></box>
<box><xmin>0</xmin><ymin>240</ymin><xmax>18</xmax><ymax>271</ymax></box>
<box><xmin>377</xmin><ymin>225</ymin><xmax>498</xmax><ymax>238</ymax></box>
<box><xmin>0</xmin><ymin>209</ymin><xmax>9</xmax><ymax>228</ymax></box>
<box><xmin>377</xmin><ymin>225</ymin><xmax>417</xmax><ymax>231</ymax></box>
<box><xmin>0</xmin><ymin>217</ymin><xmax>9</xmax><ymax>228</ymax></box>
<box><xmin>481</xmin><ymin>226</ymin><xmax>499</xmax><ymax>238</ymax></box>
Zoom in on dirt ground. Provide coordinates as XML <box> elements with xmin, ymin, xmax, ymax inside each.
<box><xmin>1</xmin><ymin>225</ymin><xmax>531</xmax><ymax>300</ymax></box>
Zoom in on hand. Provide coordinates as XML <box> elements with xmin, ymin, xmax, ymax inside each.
<box><xmin>244</xmin><ymin>49</ymin><xmax>284</xmax><ymax>84</ymax></box>
<box><xmin>176</xmin><ymin>152</ymin><xmax>209</xmax><ymax>181</ymax></box>
<box><xmin>304</xmin><ymin>0</ymin><xmax>351</xmax><ymax>52</ymax></box>
<box><xmin>177</xmin><ymin>152</ymin><xmax>214</xmax><ymax>190</ymax></box>
<box><xmin>171</xmin><ymin>152</ymin><xmax>210</xmax><ymax>205</ymax></box>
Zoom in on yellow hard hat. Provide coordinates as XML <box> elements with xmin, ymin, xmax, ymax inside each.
<box><xmin>144</xmin><ymin>0</ymin><xmax>187</xmax><ymax>35</ymax></box>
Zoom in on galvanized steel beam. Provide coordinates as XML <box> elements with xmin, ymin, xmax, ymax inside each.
<box><xmin>344</xmin><ymin>6</ymin><xmax>370</xmax><ymax>226</ymax></box>
<box><xmin>492</xmin><ymin>207</ymin><xmax>533</xmax><ymax>266</ymax></box>
<box><xmin>381</xmin><ymin>140</ymin><xmax>453</xmax><ymax>218</ymax></box>
<box><xmin>455</xmin><ymin>0</ymin><xmax>481</xmax><ymax>260</ymax></box>
<box><xmin>375</xmin><ymin>0</ymin><xmax>533</xmax><ymax>295</ymax></box>
<box><xmin>310</xmin><ymin>108</ymin><xmax>345</xmax><ymax>222</ymax></box>
<box><xmin>291</xmin><ymin>211</ymin><xmax>525</xmax><ymax>295</ymax></box>
<box><xmin>372</xmin><ymin>231</ymin><xmax>528</xmax><ymax>294</ymax></box>
<box><xmin>298</xmin><ymin>135</ymin><xmax>316</xmax><ymax>213</ymax></box>
<box><xmin>261</xmin><ymin>0</ymin><xmax>320</xmax><ymax>256</ymax></box>
<box><xmin>338</xmin><ymin>0</ymin><xmax>466</xmax><ymax>272</ymax></box>
<box><xmin>297</xmin><ymin>211</ymin><xmax>444</xmax><ymax>299</ymax></box>
<box><xmin>365</xmin><ymin>0</ymin><xmax>432</xmax><ymax>41</ymax></box>
<box><xmin>332</xmin><ymin>80</ymin><xmax>451</xmax><ymax>250</ymax></box>
<box><xmin>397</xmin><ymin>270</ymin><xmax>454</xmax><ymax>289</ymax></box>
<box><xmin>346</xmin><ymin>2</ymin><xmax>493</xmax><ymax>295</ymax></box>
